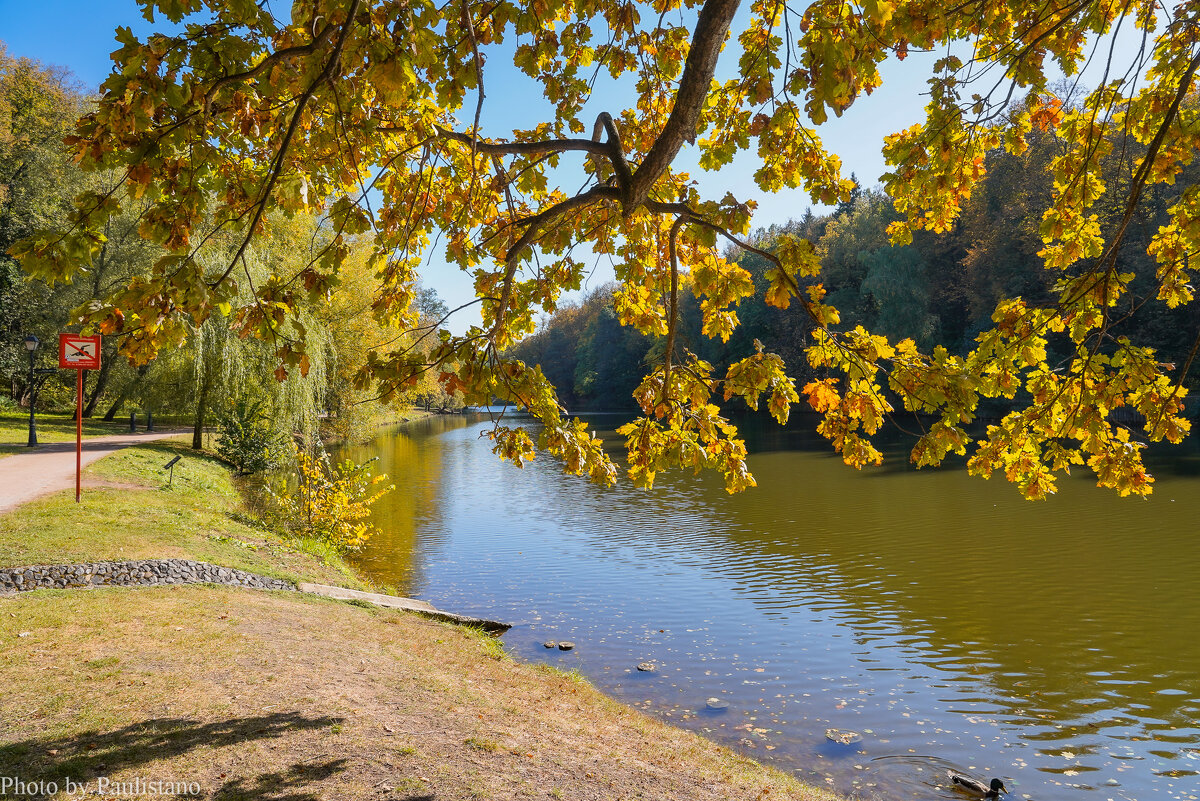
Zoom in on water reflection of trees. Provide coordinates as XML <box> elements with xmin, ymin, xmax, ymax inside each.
<box><xmin>343</xmin><ymin>416</ymin><xmax>474</xmax><ymax>592</ymax></box>
<box><xmin>679</xmin><ymin>448</ymin><xmax>1200</xmax><ymax>748</ymax></box>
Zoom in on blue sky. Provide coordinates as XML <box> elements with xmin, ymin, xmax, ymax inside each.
<box><xmin>0</xmin><ymin>0</ymin><xmax>158</xmax><ymax>89</ymax></box>
<box><xmin>0</xmin><ymin>0</ymin><xmax>936</xmax><ymax>330</ymax></box>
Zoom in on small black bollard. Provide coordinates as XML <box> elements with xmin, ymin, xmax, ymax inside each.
<box><xmin>129</xmin><ymin>411</ymin><xmax>137</xmax><ymax>433</ymax></box>
<box><xmin>146</xmin><ymin>410</ymin><xmax>154</xmax><ymax>432</ymax></box>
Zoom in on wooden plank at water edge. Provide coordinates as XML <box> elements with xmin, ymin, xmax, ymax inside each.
<box><xmin>297</xmin><ymin>583</ymin><xmax>511</xmax><ymax>633</ymax></box>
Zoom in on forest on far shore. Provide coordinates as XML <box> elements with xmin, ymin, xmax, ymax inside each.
<box><xmin>511</xmin><ymin>137</ymin><xmax>1200</xmax><ymax>417</ymax></box>
<box><xmin>0</xmin><ymin>48</ymin><xmax>459</xmax><ymax>447</ymax></box>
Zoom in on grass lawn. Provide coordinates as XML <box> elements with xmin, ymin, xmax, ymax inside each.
<box><xmin>0</xmin><ymin>411</ymin><xmax>192</xmax><ymax>457</ymax></box>
<box><xmin>0</xmin><ymin>411</ymin><xmax>126</xmax><ymax>455</ymax></box>
<box><xmin>0</xmin><ymin>440</ymin><xmax>367</xmax><ymax>589</ymax></box>
<box><xmin>0</xmin><ymin>406</ymin><xmax>432</xmax><ymax>456</ymax></box>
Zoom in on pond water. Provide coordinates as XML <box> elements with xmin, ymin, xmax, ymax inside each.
<box><xmin>343</xmin><ymin>412</ymin><xmax>1200</xmax><ymax>801</ymax></box>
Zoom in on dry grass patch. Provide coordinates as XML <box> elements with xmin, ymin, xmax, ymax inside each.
<box><xmin>0</xmin><ymin>586</ymin><xmax>844</xmax><ymax>801</ymax></box>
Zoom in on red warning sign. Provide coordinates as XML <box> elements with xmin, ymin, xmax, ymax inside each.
<box><xmin>59</xmin><ymin>334</ymin><xmax>101</xmax><ymax>370</ymax></box>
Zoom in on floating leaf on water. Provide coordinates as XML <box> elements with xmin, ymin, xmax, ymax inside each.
<box><xmin>826</xmin><ymin>728</ymin><xmax>863</xmax><ymax>745</ymax></box>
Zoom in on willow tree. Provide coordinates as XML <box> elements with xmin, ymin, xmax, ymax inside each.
<box><xmin>13</xmin><ymin>0</ymin><xmax>1200</xmax><ymax>498</ymax></box>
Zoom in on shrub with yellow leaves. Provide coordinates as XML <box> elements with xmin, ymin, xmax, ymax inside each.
<box><xmin>273</xmin><ymin>443</ymin><xmax>395</xmax><ymax>554</ymax></box>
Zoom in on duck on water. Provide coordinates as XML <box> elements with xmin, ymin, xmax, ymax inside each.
<box><xmin>949</xmin><ymin>774</ymin><xmax>1008</xmax><ymax>799</ymax></box>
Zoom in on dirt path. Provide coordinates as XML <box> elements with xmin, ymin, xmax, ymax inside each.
<box><xmin>0</xmin><ymin>430</ymin><xmax>187</xmax><ymax>513</ymax></box>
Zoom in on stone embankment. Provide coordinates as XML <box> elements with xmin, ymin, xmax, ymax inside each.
<box><xmin>0</xmin><ymin>558</ymin><xmax>511</xmax><ymax>631</ymax></box>
<box><xmin>0</xmin><ymin>559</ymin><xmax>294</xmax><ymax>593</ymax></box>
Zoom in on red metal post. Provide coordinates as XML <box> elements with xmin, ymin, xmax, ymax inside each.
<box><xmin>76</xmin><ymin>369</ymin><xmax>83</xmax><ymax>502</ymax></box>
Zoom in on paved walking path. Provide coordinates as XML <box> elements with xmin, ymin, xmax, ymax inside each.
<box><xmin>0</xmin><ymin>430</ymin><xmax>187</xmax><ymax>514</ymax></box>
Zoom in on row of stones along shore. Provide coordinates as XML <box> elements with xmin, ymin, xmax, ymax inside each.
<box><xmin>0</xmin><ymin>559</ymin><xmax>295</xmax><ymax>594</ymax></box>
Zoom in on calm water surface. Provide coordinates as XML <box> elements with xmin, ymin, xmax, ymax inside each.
<box><xmin>345</xmin><ymin>413</ymin><xmax>1200</xmax><ymax>801</ymax></box>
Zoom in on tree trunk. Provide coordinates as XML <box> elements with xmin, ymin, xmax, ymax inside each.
<box><xmin>102</xmin><ymin>365</ymin><xmax>149</xmax><ymax>421</ymax></box>
<box><xmin>192</xmin><ymin>361</ymin><xmax>212</xmax><ymax>449</ymax></box>
<box><xmin>82</xmin><ymin>347</ymin><xmax>116</xmax><ymax>418</ymax></box>
<box><xmin>102</xmin><ymin>397</ymin><xmax>122</xmax><ymax>422</ymax></box>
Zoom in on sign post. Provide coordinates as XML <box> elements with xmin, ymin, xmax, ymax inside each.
<box><xmin>59</xmin><ymin>334</ymin><xmax>101</xmax><ymax>503</ymax></box>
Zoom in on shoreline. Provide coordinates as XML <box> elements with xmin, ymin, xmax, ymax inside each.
<box><xmin>317</xmin><ymin>405</ymin><xmax>449</xmax><ymax>448</ymax></box>
<box><xmin>0</xmin><ymin>437</ymin><xmax>847</xmax><ymax>800</ymax></box>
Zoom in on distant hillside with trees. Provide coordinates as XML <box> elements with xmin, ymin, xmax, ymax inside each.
<box><xmin>510</xmin><ymin>116</ymin><xmax>1200</xmax><ymax>417</ymax></box>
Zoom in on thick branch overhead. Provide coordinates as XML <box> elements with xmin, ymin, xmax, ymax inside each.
<box><xmin>15</xmin><ymin>0</ymin><xmax>1199</xmax><ymax>500</ymax></box>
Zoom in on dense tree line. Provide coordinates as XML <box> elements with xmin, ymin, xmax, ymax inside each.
<box><xmin>0</xmin><ymin>48</ymin><xmax>449</xmax><ymax>444</ymax></box>
<box><xmin>511</xmin><ymin>107</ymin><xmax>1200</xmax><ymax>418</ymax></box>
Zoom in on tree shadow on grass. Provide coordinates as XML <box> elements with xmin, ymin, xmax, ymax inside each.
<box><xmin>0</xmin><ymin>713</ymin><xmax>347</xmax><ymax>800</ymax></box>
<box><xmin>209</xmin><ymin>758</ymin><xmax>349</xmax><ymax>801</ymax></box>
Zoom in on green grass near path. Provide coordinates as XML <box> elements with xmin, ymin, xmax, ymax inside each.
<box><xmin>0</xmin><ymin>439</ymin><xmax>367</xmax><ymax>589</ymax></box>
<box><xmin>0</xmin><ymin>411</ymin><xmax>127</xmax><ymax>455</ymax></box>
<box><xmin>0</xmin><ymin>411</ymin><xmax>193</xmax><ymax>457</ymax></box>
